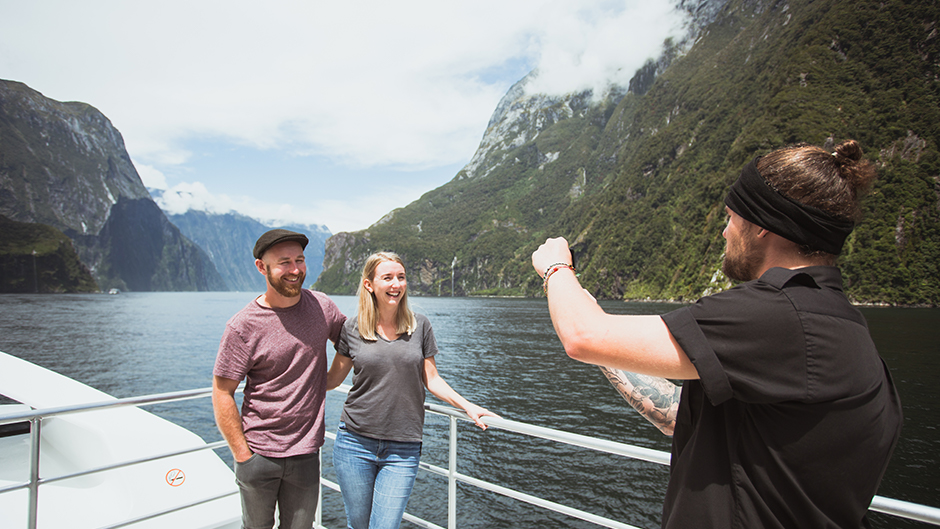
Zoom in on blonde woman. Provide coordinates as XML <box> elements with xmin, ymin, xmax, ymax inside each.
<box><xmin>326</xmin><ymin>251</ymin><xmax>497</xmax><ymax>529</ymax></box>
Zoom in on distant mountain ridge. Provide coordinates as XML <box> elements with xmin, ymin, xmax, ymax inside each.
<box><xmin>0</xmin><ymin>80</ymin><xmax>225</xmax><ymax>291</ymax></box>
<box><xmin>316</xmin><ymin>0</ymin><xmax>940</xmax><ymax>306</ymax></box>
<box><xmin>159</xmin><ymin>205</ymin><xmax>331</xmax><ymax>292</ymax></box>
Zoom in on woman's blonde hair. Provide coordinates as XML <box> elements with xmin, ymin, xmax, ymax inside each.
<box><xmin>357</xmin><ymin>251</ymin><xmax>416</xmax><ymax>341</ymax></box>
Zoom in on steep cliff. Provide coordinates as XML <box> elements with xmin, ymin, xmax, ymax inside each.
<box><xmin>0</xmin><ymin>80</ymin><xmax>226</xmax><ymax>291</ymax></box>
<box><xmin>316</xmin><ymin>0</ymin><xmax>940</xmax><ymax>306</ymax></box>
<box><xmin>0</xmin><ymin>82</ymin><xmax>149</xmax><ymax>233</ymax></box>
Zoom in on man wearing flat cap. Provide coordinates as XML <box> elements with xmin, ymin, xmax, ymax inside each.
<box><xmin>213</xmin><ymin>228</ymin><xmax>346</xmax><ymax>529</ymax></box>
<box><xmin>532</xmin><ymin>140</ymin><xmax>902</xmax><ymax>528</ymax></box>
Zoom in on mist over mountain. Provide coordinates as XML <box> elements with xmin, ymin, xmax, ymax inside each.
<box><xmin>0</xmin><ymin>80</ymin><xmax>225</xmax><ymax>291</ymax></box>
<box><xmin>315</xmin><ymin>0</ymin><xmax>940</xmax><ymax>306</ymax></box>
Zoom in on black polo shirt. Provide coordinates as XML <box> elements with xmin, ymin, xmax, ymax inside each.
<box><xmin>660</xmin><ymin>266</ymin><xmax>902</xmax><ymax>529</ymax></box>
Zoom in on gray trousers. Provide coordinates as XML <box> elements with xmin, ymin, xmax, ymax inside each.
<box><xmin>234</xmin><ymin>451</ymin><xmax>320</xmax><ymax>529</ymax></box>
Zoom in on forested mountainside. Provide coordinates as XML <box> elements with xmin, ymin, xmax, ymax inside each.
<box><xmin>0</xmin><ymin>215</ymin><xmax>98</xmax><ymax>293</ymax></box>
<box><xmin>0</xmin><ymin>80</ymin><xmax>225</xmax><ymax>291</ymax></box>
<box><xmin>316</xmin><ymin>0</ymin><xmax>940</xmax><ymax>306</ymax></box>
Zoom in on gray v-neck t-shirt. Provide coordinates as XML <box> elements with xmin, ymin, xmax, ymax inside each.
<box><xmin>337</xmin><ymin>313</ymin><xmax>438</xmax><ymax>442</ymax></box>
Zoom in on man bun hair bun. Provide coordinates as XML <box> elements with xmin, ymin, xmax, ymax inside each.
<box><xmin>832</xmin><ymin>139</ymin><xmax>877</xmax><ymax>195</ymax></box>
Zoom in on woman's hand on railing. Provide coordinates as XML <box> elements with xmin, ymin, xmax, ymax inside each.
<box><xmin>463</xmin><ymin>403</ymin><xmax>501</xmax><ymax>430</ymax></box>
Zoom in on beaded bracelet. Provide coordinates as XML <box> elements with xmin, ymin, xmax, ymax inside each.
<box><xmin>542</xmin><ymin>263</ymin><xmax>577</xmax><ymax>295</ymax></box>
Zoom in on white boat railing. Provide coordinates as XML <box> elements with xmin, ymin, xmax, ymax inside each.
<box><xmin>410</xmin><ymin>404</ymin><xmax>940</xmax><ymax>528</ymax></box>
<box><xmin>1</xmin><ymin>386</ymin><xmax>939</xmax><ymax>529</ymax></box>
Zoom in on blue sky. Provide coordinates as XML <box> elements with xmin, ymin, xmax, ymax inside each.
<box><xmin>0</xmin><ymin>1</ymin><xmax>687</xmax><ymax>234</ymax></box>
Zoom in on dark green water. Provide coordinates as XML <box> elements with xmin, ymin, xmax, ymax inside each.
<box><xmin>0</xmin><ymin>293</ymin><xmax>935</xmax><ymax>528</ymax></box>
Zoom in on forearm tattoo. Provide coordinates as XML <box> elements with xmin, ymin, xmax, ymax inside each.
<box><xmin>599</xmin><ymin>366</ymin><xmax>681</xmax><ymax>436</ymax></box>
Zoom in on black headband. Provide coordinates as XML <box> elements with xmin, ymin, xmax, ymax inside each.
<box><xmin>724</xmin><ymin>157</ymin><xmax>855</xmax><ymax>254</ymax></box>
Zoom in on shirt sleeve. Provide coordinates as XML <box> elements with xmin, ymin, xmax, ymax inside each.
<box><xmin>662</xmin><ymin>282</ymin><xmax>809</xmax><ymax>406</ymax></box>
<box><xmin>336</xmin><ymin>320</ymin><xmax>352</xmax><ymax>358</ymax></box>
<box><xmin>418</xmin><ymin>314</ymin><xmax>439</xmax><ymax>359</ymax></box>
<box><xmin>312</xmin><ymin>291</ymin><xmax>347</xmax><ymax>344</ymax></box>
<box><xmin>214</xmin><ymin>322</ymin><xmax>252</xmax><ymax>381</ymax></box>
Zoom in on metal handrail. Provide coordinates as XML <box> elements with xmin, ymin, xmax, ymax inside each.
<box><xmin>2</xmin><ymin>387</ymin><xmax>939</xmax><ymax>529</ymax></box>
<box><xmin>405</xmin><ymin>405</ymin><xmax>940</xmax><ymax>528</ymax></box>
<box><xmin>0</xmin><ymin>386</ymin><xmax>216</xmax><ymax>426</ymax></box>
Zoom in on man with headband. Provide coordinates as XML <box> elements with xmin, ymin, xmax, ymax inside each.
<box><xmin>532</xmin><ymin>140</ymin><xmax>902</xmax><ymax>528</ymax></box>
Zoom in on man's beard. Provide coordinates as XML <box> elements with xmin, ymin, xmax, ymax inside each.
<box><xmin>266</xmin><ymin>268</ymin><xmax>305</xmax><ymax>297</ymax></box>
<box><xmin>721</xmin><ymin>232</ymin><xmax>762</xmax><ymax>282</ymax></box>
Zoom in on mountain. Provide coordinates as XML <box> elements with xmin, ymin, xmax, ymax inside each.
<box><xmin>0</xmin><ymin>80</ymin><xmax>226</xmax><ymax>292</ymax></box>
<box><xmin>0</xmin><ymin>214</ymin><xmax>98</xmax><ymax>293</ymax></box>
<box><xmin>314</xmin><ymin>0</ymin><xmax>726</xmax><ymax>297</ymax></box>
<box><xmin>315</xmin><ymin>0</ymin><xmax>940</xmax><ymax>306</ymax></box>
<box><xmin>162</xmin><ymin>207</ymin><xmax>331</xmax><ymax>292</ymax></box>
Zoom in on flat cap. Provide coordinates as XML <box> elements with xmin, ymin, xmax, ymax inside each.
<box><xmin>253</xmin><ymin>229</ymin><xmax>309</xmax><ymax>259</ymax></box>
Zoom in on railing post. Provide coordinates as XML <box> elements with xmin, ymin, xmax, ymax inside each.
<box><xmin>316</xmin><ymin>448</ymin><xmax>323</xmax><ymax>528</ymax></box>
<box><xmin>27</xmin><ymin>416</ymin><xmax>41</xmax><ymax>529</ymax></box>
<box><xmin>448</xmin><ymin>415</ymin><xmax>457</xmax><ymax>529</ymax></box>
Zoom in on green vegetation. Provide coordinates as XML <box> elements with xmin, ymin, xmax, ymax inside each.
<box><xmin>316</xmin><ymin>0</ymin><xmax>940</xmax><ymax>306</ymax></box>
<box><xmin>0</xmin><ymin>215</ymin><xmax>98</xmax><ymax>293</ymax></box>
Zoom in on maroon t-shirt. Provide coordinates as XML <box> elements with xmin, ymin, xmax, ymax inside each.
<box><xmin>214</xmin><ymin>289</ymin><xmax>346</xmax><ymax>457</ymax></box>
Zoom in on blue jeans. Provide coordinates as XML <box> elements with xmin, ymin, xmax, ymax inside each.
<box><xmin>332</xmin><ymin>423</ymin><xmax>422</xmax><ymax>529</ymax></box>
<box><xmin>234</xmin><ymin>451</ymin><xmax>320</xmax><ymax>529</ymax></box>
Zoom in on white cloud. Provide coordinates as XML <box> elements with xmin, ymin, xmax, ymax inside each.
<box><xmin>155</xmin><ymin>182</ymin><xmax>231</xmax><ymax>216</ymax></box>
<box><xmin>1</xmin><ymin>1</ymin><xmax>528</xmax><ymax>169</ymax></box>
<box><xmin>1</xmin><ymin>1</ymin><xmax>685</xmax><ymax>168</ymax></box>
<box><xmin>524</xmin><ymin>3</ymin><xmax>688</xmax><ymax>97</ymax></box>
